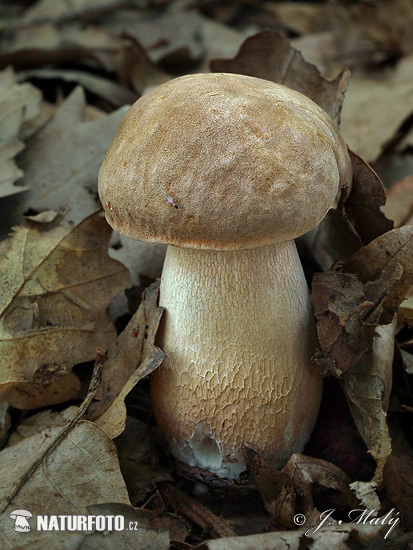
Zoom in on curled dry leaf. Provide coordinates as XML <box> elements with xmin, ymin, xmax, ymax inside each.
<box><xmin>0</xmin><ymin>419</ymin><xmax>130</xmax><ymax>549</ymax></box>
<box><xmin>341</xmin><ymin>320</ymin><xmax>396</xmax><ymax>487</ymax></box>
<box><xmin>10</xmin><ymin>86</ymin><xmax>128</xmax><ymax>226</ymax></box>
<box><xmin>311</xmin><ymin>227</ymin><xmax>413</xmax><ymax>483</ymax></box>
<box><xmin>210</xmin><ymin>30</ymin><xmax>350</xmax><ymax>125</ymax></box>
<box><xmin>311</xmin><ymin>272</ymin><xmax>378</xmax><ymax>376</ymax></box>
<box><xmin>312</xmin><ymin>225</ymin><xmax>413</xmax><ymax>375</ymax></box>
<box><xmin>344</xmin><ymin>151</ymin><xmax>393</xmax><ymax>246</ymax></box>
<box><xmin>242</xmin><ymin>443</ymin><xmax>295</xmax><ymax>529</ymax></box>
<box><xmin>0</xmin><ymin>67</ymin><xmax>41</xmax><ymax>198</ymax></box>
<box><xmin>90</xmin><ymin>281</ymin><xmax>163</xmax><ymax>439</ymax></box>
<box><xmin>242</xmin><ymin>446</ymin><xmax>356</xmax><ymax>531</ymax></box>
<box><xmin>117</xmin><ymin>34</ymin><xmax>171</xmax><ymax>95</ymax></box>
<box><xmin>0</xmin><ymin>211</ymin><xmax>130</xmax><ymax>409</ymax></box>
<box><xmin>283</xmin><ymin>453</ymin><xmax>357</xmax><ymax>525</ymax></box>
<box><xmin>345</xmin><ymin>226</ymin><xmax>413</xmax><ymax>323</ymax></box>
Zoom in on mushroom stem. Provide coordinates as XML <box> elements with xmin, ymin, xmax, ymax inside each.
<box><xmin>151</xmin><ymin>241</ymin><xmax>322</xmax><ymax>478</ymax></box>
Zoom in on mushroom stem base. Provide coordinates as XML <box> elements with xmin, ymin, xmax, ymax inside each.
<box><xmin>151</xmin><ymin>241</ymin><xmax>322</xmax><ymax>478</ymax></box>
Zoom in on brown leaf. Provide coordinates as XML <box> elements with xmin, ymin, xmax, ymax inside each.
<box><xmin>340</xmin><ymin>320</ymin><xmax>395</xmax><ymax>486</ymax></box>
<box><xmin>311</xmin><ymin>272</ymin><xmax>377</xmax><ymax>375</ymax></box>
<box><xmin>242</xmin><ymin>443</ymin><xmax>295</xmax><ymax>529</ymax></box>
<box><xmin>312</xmin><ymin>225</ymin><xmax>413</xmax><ymax>375</ymax></box>
<box><xmin>0</xmin><ymin>67</ymin><xmax>41</xmax><ymax>198</ymax></box>
<box><xmin>0</xmin><ymin>418</ymin><xmax>130</xmax><ymax>549</ymax></box>
<box><xmin>345</xmin><ymin>226</ymin><xmax>413</xmax><ymax>323</ymax></box>
<box><xmin>117</xmin><ymin>34</ymin><xmax>170</xmax><ymax>94</ymax></box>
<box><xmin>90</xmin><ymin>281</ymin><xmax>163</xmax><ymax>438</ymax></box>
<box><xmin>210</xmin><ymin>30</ymin><xmax>350</xmax><ymax>125</ymax></box>
<box><xmin>344</xmin><ymin>151</ymin><xmax>393</xmax><ymax>245</ymax></box>
<box><xmin>0</xmin><ymin>211</ymin><xmax>130</xmax><ymax>409</ymax></box>
<box><xmin>10</xmin><ymin>86</ymin><xmax>128</xmax><ymax>226</ymax></box>
<box><xmin>283</xmin><ymin>453</ymin><xmax>357</xmax><ymax>522</ymax></box>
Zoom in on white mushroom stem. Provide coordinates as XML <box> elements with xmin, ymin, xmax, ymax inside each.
<box><xmin>151</xmin><ymin>241</ymin><xmax>322</xmax><ymax>478</ymax></box>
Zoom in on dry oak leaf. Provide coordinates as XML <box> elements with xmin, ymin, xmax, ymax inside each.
<box><xmin>10</xmin><ymin>86</ymin><xmax>128</xmax><ymax>226</ymax></box>
<box><xmin>0</xmin><ymin>210</ymin><xmax>130</xmax><ymax>410</ymax></box>
<box><xmin>210</xmin><ymin>30</ymin><xmax>350</xmax><ymax>126</ymax></box>
<box><xmin>312</xmin><ymin>225</ymin><xmax>413</xmax><ymax>376</ymax></box>
<box><xmin>90</xmin><ymin>281</ymin><xmax>164</xmax><ymax>439</ymax></box>
<box><xmin>0</xmin><ymin>67</ymin><xmax>41</xmax><ymax>198</ymax></box>
<box><xmin>0</xmin><ymin>419</ymin><xmax>130</xmax><ymax>550</ymax></box>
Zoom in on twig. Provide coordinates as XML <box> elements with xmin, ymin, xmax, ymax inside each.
<box><xmin>158</xmin><ymin>481</ymin><xmax>237</xmax><ymax>539</ymax></box>
<box><xmin>0</xmin><ymin>350</ymin><xmax>107</xmax><ymax>514</ymax></box>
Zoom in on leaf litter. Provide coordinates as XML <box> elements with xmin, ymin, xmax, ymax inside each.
<box><xmin>0</xmin><ymin>1</ymin><xmax>413</xmax><ymax>548</ymax></box>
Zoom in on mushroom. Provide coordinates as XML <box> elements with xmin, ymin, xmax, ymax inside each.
<box><xmin>10</xmin><ymin>509</ymin><xmax>32</xmax><ymax>532</ymax></box>
<box><xmin>98</xmin><ymin>73</ymin><xmax>352</xmax><ymax>478</ymax></box>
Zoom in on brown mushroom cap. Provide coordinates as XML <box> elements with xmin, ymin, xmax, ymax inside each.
<box><xmin>98</xmin><ymin>73</ymin><xmax>351</xmax><ymax>250</ymax></box>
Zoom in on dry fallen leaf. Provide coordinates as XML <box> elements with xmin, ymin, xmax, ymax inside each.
<box><xmin>0</xmin><ymin>23</ymin><xmax>121</xmax><ymax>72</ymax></box>
<box><xmin>242</xmin><ymin>443</ymin><xmax>296</xmax><ymax>529</ymax></box>
<box><xmin>0</xmin><ymin>67</ymin><xmax>41</xmax><ymax>198</ymax></box>
<box><xmin>312</xmin><ymin>225</ymin><xmax>413</xmax><ymax>376</ymax></box>
<box><xmin>340</xmin><ymin>321</ymin><xmax>395</xmax><ymax>486</ymax></box>
<box><xmin>0</xmin><ymin>418</ymin><xmax>130</xmax><ymax>549</ymax></box>
<box><xmin>341</xmin><ymin>55</ymin><xmax>413</xmax><ymax>162</ymax></box>
<box><xmin>345</xmin><ymin>226</ymin><xmax>413</xmax><ymax>322</ymax></box>
<box><xmin>210</xmin><ymin>30</ymin><xmax>350</xmax><ymax>125</ymax></box>
<box><xmin>0</xmin><ymin>211</ymin><xmax>130</xmax><ymax>409</ymax></box>
<box><xmin>20</xmin><ymin>67</ymin><xmax>137</xmax><ymax>108</ymax></box>
<box><xmin>311</xmin><ymin>271</ymin><xmax>378</xmax><ymax>376</ymax></box>
<box><xmin>344</xmin><ymin>151</ymin><xmax>394</xmax><ymax>246</ymax></box>
<box><xmin>90</xmin><ymin>281</ymin><xmax>164</xmax><ymax>439</ymax></box>
<box><xmin>10</xmin><ymin>86</ymin><xmax>128</xmax><ymax>225</ymax></box>
<box><xmin>116</xmin><ymin>34</ymin><xmax>171</xmax><ymax>94</ymax></box>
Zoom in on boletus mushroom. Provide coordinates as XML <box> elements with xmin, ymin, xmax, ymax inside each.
<box><xmin>98</xmin><ymin>73</ymin><xmax>352</xmax><ymax>479</ymax></box>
